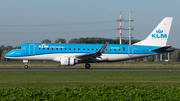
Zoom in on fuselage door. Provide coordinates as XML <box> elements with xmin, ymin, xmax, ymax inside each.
<box><xmin>29</xmin><ymin>44</ymin><xmax>35</xmax><ymax>55</ymax></box>
<box><xmin>128</xmin><ymin>45</ymin><xmax>133</xmax><ymax>57</ymax></box>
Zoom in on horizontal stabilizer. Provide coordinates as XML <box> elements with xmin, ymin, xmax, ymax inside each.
<box><xmin>150</xmin><ymin>46</ymin><xmax>172</xmax><ymax>51</ymax></box>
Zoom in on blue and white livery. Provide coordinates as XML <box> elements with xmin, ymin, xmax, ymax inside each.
<box><xmin>4</xmin><ymin>17</ymin><xmax>174</xmax><ymax>69</ymax></box>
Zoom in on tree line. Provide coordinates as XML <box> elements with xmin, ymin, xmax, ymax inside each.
<box><xmin>0</xmin><ymin>37</ymin><xmax>180</xmax><ymax>62</ymax></box>
<box><xmin>41</xmin><ymin>37</ymin><xmax>140</xmax><ymax>44</ymax></box>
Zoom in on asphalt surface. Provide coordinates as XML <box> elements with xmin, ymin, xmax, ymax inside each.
<box><xmin>0</xmin><ymin>68</ymin><xmax>180</xmax><ymax>71</ymax></box>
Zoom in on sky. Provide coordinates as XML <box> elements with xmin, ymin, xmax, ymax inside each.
<box><xmin>0</xmin><ymin>0</ymin><xmax>180</xmax><ymax>48</ymax></box>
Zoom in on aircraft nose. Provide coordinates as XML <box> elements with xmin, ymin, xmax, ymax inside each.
<box><xmin>4</xmin><ymin>51</ymin><xmax>13</xmax><ymax>58</ymax></box>
<box><xmin>4</xmin><ymin>52</ymin><xmax>10</xmax><ymax>58</ymax></box>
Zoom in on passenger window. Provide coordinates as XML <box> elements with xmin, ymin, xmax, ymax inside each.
<box><xmin>74</xmin><ymin>48</ymin><xmax>76</xmax><ymax>50</ymax></box>
<box><xmin>47</xmin><ymin>48</ymin><xmax>49</xmax><ymax>50</ymax></box>
<box><xmin>106</xmin><ymin>49</ymin><xmax>107</xmax><ymax>51</ymax></box>
<box><xmin>61</xmin><ymin>48</ymin><xmax>62</xmax><ymax>50</ymax></box>
<box><xmin>52</xmin><ymin>48</ymin><xmax>54</xmax><ymax>50</ymax></box>
<box><xmin>110</xmin><ymin>49</ymin><xmax>112</xmax><ymax>51</ymax></box>
<box><xmin>87</xmin><ymin>48</ymin><xmax>89</xmax><ymax>50</ymax></box>
<box><xmin>65</xmin><ymin>48</ymin><xmax>67</xmax><ymax>50</ymax></box>
<box><xmin>39</xmin><ymin>48</ymin><xmax>41</xmax><ymax>50</ymax></box>
<box><xmin>69</xmin><ymin>48</ymin><xmax>71</xmax><ymax>50</ymax></box>
<box><xmin>92</xmin><ymin>49</ymin><xmax>94</xmax><ymax>50</ymax></box>
<box><xmin>78</xmin><ymin>48</ymin><xmax>80</xmax><ymax>50</ymax></box>
<box><xmin>43</xmin><ymin>48</ymin><xmax>45</xmax><ymax>50</ymax></box>
<box><xmin>83</xmin><ymin>48</ymin><xmax>85</xmax><ymax>50</ymax></box>
<box><xmin>56</xmin><ymin>48</ymin><xmax>58</xmax><ymax>50</ymax></box>
<box><xmin>96</xmin><ymin>49</ymin><xmax>98</xmax><ymax>51</ymax></box>
<box><xmin>119</xmin><ymin>49</ymin><xmax>121</xmax><ymax>51</ymax></box>
<box><xmin>114</xmin><ymin>49</ymin><xmax>116</xmax><ymax>51</ymax></box>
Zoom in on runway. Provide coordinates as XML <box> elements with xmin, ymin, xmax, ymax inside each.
<box><xmin>0</xmin><ymin>68</ymin><xmax>180</xmax><ymax>71</ymax></box>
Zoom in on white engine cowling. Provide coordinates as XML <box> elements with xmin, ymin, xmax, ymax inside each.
<box><xmin>60</xmin><ymin>57</ymin><xmax>77</xmax><ymax>66</ymax></box>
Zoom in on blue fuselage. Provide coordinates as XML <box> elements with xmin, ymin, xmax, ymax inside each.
<box><xmin>4</xmin><ymin>43</ymin><xmax>166</xmax><ymax>62</ymax></box>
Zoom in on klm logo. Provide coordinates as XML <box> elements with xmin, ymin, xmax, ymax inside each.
<box><xmin>156</xmin><ymin>29</ymin><xmax>163</xmax><ymax>33</ymax></box>
<box><xmin>152</xmin><ymin>29</ymin><xmax>167</xmax><ymax>38</ymax></box>
<box><xmin>39</xmin><ymin>44</ymin><xmax>49</xmax><ymax>48</ymax></box>
<box><xmin>152</xmin><ymin>34</ymin><xmax>167</xmax><ymax>38</ymax></box>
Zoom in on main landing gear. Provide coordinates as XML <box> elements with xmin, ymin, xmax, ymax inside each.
<box><xmin>85</xmin><ymin>63</ymin><xmax>91</xmax><ymax>69</ymax></box>
<box><xmin>24</xmin><ymin>65</ymin><xmax>28</xmax><ymax>69</ymax></box>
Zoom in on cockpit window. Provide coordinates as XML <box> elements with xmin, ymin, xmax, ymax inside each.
<box><xmin>15</xmin><ymin>46</ymin><xmax>21</xmax><ymax>49</ymax></box>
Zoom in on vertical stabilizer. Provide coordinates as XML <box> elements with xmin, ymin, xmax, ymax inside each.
<box><xmin>134</xmin><ymin>17</ymin><xmax>173</xmax><ymax>46</ymax></box>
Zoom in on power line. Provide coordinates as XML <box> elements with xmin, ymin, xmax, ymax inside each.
<box><xmin>133</xmin><ymin>20</ymin><xmax>148</xmax><ymax>34</ymax></box>
<box><xmin>0</xmin><ymin>21</ymin><xmax>116</xmax><ymax>26</ymax></box>
<box><xmin>133</xmin><ymin>30</ymin><xmax>143</xmax><ymax>40</ymax></box>
<box><xmin>0</xmin><ymin>29</ymin><xmax>116</xmax><ymax>34</ymax></box>
<box><xmin>0</xmin><ymin>40</ymin><xmax>40</xmax><ymax>42</ymax></box>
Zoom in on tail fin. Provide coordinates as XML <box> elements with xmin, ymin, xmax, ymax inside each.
<box><xmin>134</xmin><ymin>17</ymin><xmax>173</xmax><ymax>46</ymax></box>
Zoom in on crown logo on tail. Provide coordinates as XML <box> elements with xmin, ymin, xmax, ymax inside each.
<box><xmin>156</xmin><ymin>29</ymin><xmax>163</xmax><ymax>33</ymax></box>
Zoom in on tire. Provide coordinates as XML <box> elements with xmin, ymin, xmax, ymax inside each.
<box><xmin>24</xmin><ymin>65</ymin><xmax>28</xmax><ymax>69</ymax></box>
<box><xmin>85</xmin><ymin>64</ymin><xmax>91</xmax><ymax>69</ymax></box>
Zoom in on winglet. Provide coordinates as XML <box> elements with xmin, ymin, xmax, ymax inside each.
<box><xmin>76</xmin><ymin>42</ymin><xmax>109</xmax><ymax>59</ymax></box>
<box><xmin>98</xmin><ymin>42</ymin><xmax>109</xmax><ymax>53</ymax></box>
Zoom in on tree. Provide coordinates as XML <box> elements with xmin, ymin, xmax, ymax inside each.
<box><xmin>5</xmin><ymin>46</ymin><xmax>13</xmax><ymax>51</ymax></box>
<box><xmin>54</xmin><ymin>38</ymin><xmax>66</xmax><ymax>43</ymax></box>
<box><xmin>68</xmin><ymin>38</ymin><xmax>79</xmax><ymax>43</ymax></box>
<box><xmin>171</xmin><ymin>49</ymin><xmax>180</xmax><ymax>61</ymax></box>
<box><xmin>0</xmin><ymin>45</ymin><xmax>13</xmax><ymax>61</ymax></box>
<box><xmin>1</xmin><ymin>49</ymin><xmax>9</xmax><ymax>61</ymax></box>
<box><xmin>147</xmin><ymin>56</ymin><xmax>154</xmax><ymax>62</ymax></box>
<box><xmin>41</xmin><ymin>39</ymin><xmax>51</xmax><ymax>43</ymax></box>
<box><xmin>68</xmin><ymin>37</ymin><xmax>116</xmax><ymax>44</ymax></box>
<box><xmin>0</xmin><ymin>45</ymin><xmax>4</xmax><ymax>50</ymax></box>
<box><xmin>68</xmin><ymin>37</ymin><xmax>140</xmax><ymax>44</ymax></box>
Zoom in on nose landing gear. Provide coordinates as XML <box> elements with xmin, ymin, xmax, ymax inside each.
<box><xmin>23</xmin><ymin>60</ymin><xmax>29</xmax><ymax>69</ymax></box>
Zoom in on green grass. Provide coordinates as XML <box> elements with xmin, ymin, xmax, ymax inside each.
<box><xmin>1</xmin><ymin>62</ymin><xmax>180</xmax><ymax>100</ymax></box>
<box><xmin>0</xmin><ymin>61</ymin><xmax>180</xmax><ymax>88</ymax></box>
<box><xmin>0</xmin><ymin>71</ymin><xmax>180</xmax><ymax>88</ymax></box>
<box><xmin>1</xmin><ymin>61</ymin><xmax>180</xmax><ymax>68</ymax></box>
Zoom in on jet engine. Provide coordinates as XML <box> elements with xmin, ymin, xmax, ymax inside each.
<box><xmin>60</xmin><ymin>57</ymin><xmax>78</xmax><ymax>66</ymax></box>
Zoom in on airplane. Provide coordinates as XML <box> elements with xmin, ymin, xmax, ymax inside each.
<box><xmin>4</xmin><ymin>17</ymin><xmax>175</xmax><ymax>69</ymax></box>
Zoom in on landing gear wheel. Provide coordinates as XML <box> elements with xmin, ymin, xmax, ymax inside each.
<box><xmin>24</xmin><ymin>65</ymin><xmax>28</xmax><ymax>69</ymax></box>
<box><xmin>85</xmin><ymin>64</ymin><xmax>91</xmax><ymax>69</ymax></box>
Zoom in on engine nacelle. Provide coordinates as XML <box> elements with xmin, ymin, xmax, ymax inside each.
<box><xmin>60</xmin><ymin>57</ymin><xmax>77</xmax><ymax>66</ymax></box>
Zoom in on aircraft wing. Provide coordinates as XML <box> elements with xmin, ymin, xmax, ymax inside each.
<box><xmin>76</xmin><ymin>42</ymin><xmax>109</xmax><ymax>61</ymax></box>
